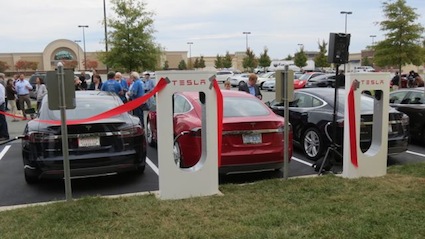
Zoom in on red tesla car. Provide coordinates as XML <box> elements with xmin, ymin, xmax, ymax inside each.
<box><xmin>293</xmin><ymin>72</ymin><xmax>325</xmax><ymax>89</ymax></box>
<box><xmin>146</xmin><ymin>90</ymin><xmax>293</xmax><ymax>174</ymax></box>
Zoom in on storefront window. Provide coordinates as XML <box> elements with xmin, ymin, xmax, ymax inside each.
<box><xmin>54</xmin><ymin>50</ymin><xmax>74</xmax><ymax>60</ymax></box>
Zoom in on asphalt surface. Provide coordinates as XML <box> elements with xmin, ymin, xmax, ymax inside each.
<box><xmin>0</xmin><ymin>89</ymin><xmax>424</xmax><ymax>208</ymax></box>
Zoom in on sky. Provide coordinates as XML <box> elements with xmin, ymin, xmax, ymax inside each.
<box><xmin>0</xmin><ymin>0</ymin><xmax>424</xmax><ymax>60</ymax></box>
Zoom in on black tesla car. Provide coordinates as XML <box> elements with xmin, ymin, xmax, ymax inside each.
<box><xmin>389</xmin><ymin>87</ymin><xmax>425</xmax><ymax>144</ymax></box>
<box><xmin>304</xmin><ymin>73</ymin><xmax>336</xmax><ymax>88</ymax></box>
<box><xmin>268</xmin><ymin>88</ymin><xmax>409</xmax><ymax>161</ymax></box>
<box><xmin>21</xmin><ymin>91</ymin><xmax>147</xmax><ymax>183</ymax></box>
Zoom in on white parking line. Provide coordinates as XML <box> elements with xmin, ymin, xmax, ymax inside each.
<box><xmin>0</xmin><ymin>145</ymin><xmax>11</xmax><ymax>161</ymax></box>
<box><xmin>292</xmin><ymin>156</ymin><xmax>314</xmax><ymax>167</ymax></box>
<box><xmin>406</xmin><ymin>150</ymin><xmax>425</xmax><ymax>158</ymax></box>
<box><xmin>146</xmin><ymin>157</ymin><xmax>159</xmax><ymax>175</ymax></box>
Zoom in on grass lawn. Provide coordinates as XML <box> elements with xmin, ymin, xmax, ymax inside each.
<box><xmin>0</xmin><ymin>163</ymin><xmax>424</xmax><ymax>239</ymax></box>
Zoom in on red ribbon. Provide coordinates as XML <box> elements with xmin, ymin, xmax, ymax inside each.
<box><xmin>347</xmin><ymin>82</ymin><xmax>358</xmax><ymax>167</ymax></box>
<box><xmin>0</xmin><ymin>78</ymin><xmax>169</xmax><ymax>125</ymax></box>
<box><xmin>212</xmin><ymin>80</ymin><xmax>223</xmax><ymax>167</ymax></box>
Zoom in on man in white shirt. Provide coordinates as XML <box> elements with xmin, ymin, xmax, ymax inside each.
<box><xmin>0</xmin><ymin>82</ymin><xmax>9</xmax><ymax>141</ymax></box>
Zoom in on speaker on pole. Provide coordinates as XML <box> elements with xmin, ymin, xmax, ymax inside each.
<box><xmin>328</xmin><ymin>33</ymin><xmax>351</xmax><ymax>64</ymax></box>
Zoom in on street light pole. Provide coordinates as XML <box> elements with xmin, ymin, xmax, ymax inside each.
<box><xmin>187</xmin><ymin>42</ymin><xmax>193</xmax><ymax>69</ymax></box>
<box><xmin>340</xmin><ymin>11</ymin><xmax>352</xmax><ymax>72</ymax></box>
<box><xmin>103</xmin><ymin>0</ymin><xmax>109</xmax><ymax>72</ymax></box>
<box><xmin>78</xmin><ymin>25</ymin><xmax>89</xmax><ymax>70</ymax></box>
<box><xmin>74</xmin><ymin>40</ymin><xmax>81</xmax><ymax>70</ymax></box>
<box><xmin>242</xmin><ymin>32</ymin><xmax>251</xmax><ymax>50</ymax></box>
<box><xmin>297</xmin><ymin>43</ymin><xmax>304</xmax><ymax>50</ymax></box>
<box><xmin>369</xmin><ymin>35</ymin><xmax>376</xmax><ymax>46</ymax></box>
<box><xmin>340</xmin><ymin>11</ymin><xmax>352</xmax><ymax>34</ymax></box>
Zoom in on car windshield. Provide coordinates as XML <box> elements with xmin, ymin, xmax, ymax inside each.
<box><xmin>224</xmin><ymin>97</ymin><xmax>270</xmax><ymax>117</ymax></box>
<box><xmin>46</xmin><ymin>98</ymin><xmax>121</xmax><ymax>120</ymax></box>
<box><xmin>259</xmin><ymin>72</ymin><xmax>274</xmax><ymax>78</ymax></box>
<box><xmin>324</xmin><ymin>93</ymin><xmax>375</xmax><ymax>113</ymax></box>
<box><xmin>298</xmin><ymin>74</ymin><xmax>310</xmax><ymax>80</ymax></box>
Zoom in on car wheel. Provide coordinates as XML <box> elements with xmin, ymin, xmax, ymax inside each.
<box><xmin>173</xmin><ymin>141</ymin><xmax>183</xmax><ymax>168</ymax></box>
<box><xmin>238</xmin><ymin>81</ymin><xmax>245</xmax><ymax>87</ymax></box>
<box><xmin>260</xmin><ymin>82</ymin><xmax>265</xmax><ymax>90</ymax></box>
<box><xmin>302</xmin><ymin>127</ymin><xmax>325</xmax><ymax>161</ymax></box>
<box><xmin>136</xmin><ymin>164</ymin><xmax>145</xmax><ymax>174</ymax></box>
<box><xmin>24</xmin><ymin>169</ymin><xmax>39</xmax><ymax>184</ymax></box>
<box><xmin>146</xmin><ymin>118</ymin><xmax>156</xmax><ymax>147</ymax></box>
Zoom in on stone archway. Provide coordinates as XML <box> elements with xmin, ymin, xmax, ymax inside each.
<box><xmin>43</xmin><ymin>39</ymin><xmax>82</xmax><ymax>71</ymax></box>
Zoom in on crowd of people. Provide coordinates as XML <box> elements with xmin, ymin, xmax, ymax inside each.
<box><xmin>391</xmin><ymin>70</ymin><xmax>424</xmax><ymax>90</ymax></box>
<box><xmin>73</xmin><ymin>71</ymin><xmax>155</xmax><ymax>127</ymax></box>
<box><xmin>0</xmin><ymin>73</ymin><xmax>48</xmax><ymax>141</ymax></box>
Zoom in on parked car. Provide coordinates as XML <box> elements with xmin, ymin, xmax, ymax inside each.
<box><xmin>28</xmin><ymin>73</ymin><xmax>46</xmax><ymax>99</ymax></box>
<box><xmin>389</xmin><ymin>87</ymin><xmax>425</xmax><ymax>144</ymax></box>
<box><xmin>229</xmin><ymin>73</ymin><xmax>250</xmax><ymax>87</ymax></box>
<box><xmin>146</xmin><ymin>90</ymin><xmax>293</xmax><ymax>174</ymax></box>
<box><xmin>262</xmin><ymin>79</ymin><xmax>276</xmax><ymax>92</ymax></box>
<box><xmin>257</xmin><ymin>72</ymin><xmax>275</xmax><ymax>89</ymax></box>
<box><xmin>216</xmin><ymin>70</ymin><xmax>238</xmax><ymax>83</ymax></box>
<box><xmin>21</xmin><ymin>91</ymin><xmax>147</xmax><ymax>183</ymax></box>
<box><xmin>267</xmin><ymin>88</ymin><xmax>409</xmax><ymax>161</ymax></box>
<box><xmin>305</xmin><ymin>74</ymin><xmax>336</xmax><ymax>88</ymax></box>
<box><xmin>293</xmin><ymin>72</ymin><xmax>325</xmax><ymax>89</ymax></box>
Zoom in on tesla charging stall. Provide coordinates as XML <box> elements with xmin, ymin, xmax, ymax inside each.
<box><xmin>343</xmin><ymin>72</ymin><xmax>391</xmax><ymax>178</ymax></box>
<box><xmin>155</xmin><ymin>71</ymin><xmax>220</xmax><ymax>200</ymax></box>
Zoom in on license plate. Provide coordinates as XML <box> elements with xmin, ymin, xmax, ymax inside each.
<box><xmin>78</xmin><ymin>137</ymin><xmax>100</xmax><ymax>147</ymax></box>
<box><xmin>242</xmin><ymin>134</ymin><xmax>262</xmax><ymax>144</ymax></box>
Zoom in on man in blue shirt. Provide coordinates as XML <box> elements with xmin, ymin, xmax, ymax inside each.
<box><xmin>128</xmin><ymin>72</ymin><xmax>145</xmax><ymax>126</ymax></box>
<box><xmin>101</xmin><ymin>71</ymin><xmax>123</xmax><ymax>96</ymax></box>
<box><xmin>115</xmin><ymin>72</ymin><xmax>128</xmax><ymax>103</ymax></box>
<box><xmin>15</xmin><ymin>74</ymin><xmax>33</xmax><ymax>120</ymax></box>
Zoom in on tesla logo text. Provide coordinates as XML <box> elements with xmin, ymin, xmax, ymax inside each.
<box><xmin>360</xmin><ymin>79</ymin><xmax>384</xmax><ymax>85</ymax></box>
<box><xmin>171</xmin><ymin>79</ymin><xmax>207</xmax><ymax>86</ymax></box>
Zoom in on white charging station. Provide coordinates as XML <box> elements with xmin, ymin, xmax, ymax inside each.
<box><xmin>343</xmin><ymin>72</ymin><xmax>391</xmax><ymax>178</ymax></box>
<box><xmin>155</xmin><ymin>70</ymin><xmax>220</xmax><ymax>200</ymax></box>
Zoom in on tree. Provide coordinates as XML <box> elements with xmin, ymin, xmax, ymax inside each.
<box><xmin>63</xmin><ymin>60</ymin><xmax>78</xmax><ymax>69</ymax></box>
<box><xmin>294</xmin><ymin>47</ymin><xmax>307</xmax><ymax>70</ymax></box>
<box><xmin>101</xmin><ymin>0</ymin><xmax>161</xmax><ymax>72</ymax></box>
<box><xmin>373</xmin><ymin>0</ymin><xmax>424</xmax><ymax>74</ymax></box>
<box><xmin>258</xmin><ymin>47</ymin><xmax>272</xmax><ymax>69</ymax></box>
<box><xmin>163</xmin><ymin>60</ymin><xmax>169</xmax><ymax>70</ymax></box>
<box><xmin>214</xmin><ymin>54</ymin><xmax>223</xmax><ymax>69</ymax></box>
<box><xmin>178</xmin><ymin>60</ymin><xmax>187</xmax><ymax>70</ymax></box>
<box><xmin>222</xmin><ymin>51</ymin><xmax>232</xmax><ymax>68</ymax></box>
<box><xmin>0</xmin><ymin>61</ymin><xmax>9</xmax><ymax>72</ymax></box>
<box><xmin>15</xmin><ymin>60</ymin><xmax>27</xmax><ymax>71</ymax></box>
<box><xmin>199</xmin><ymin>56</ymin><xmax>206</xmax><ymax>69</ymax></box>
<box><xmin>242</xmin><ymin>48</ymin><xmax>258</xmax><ymax>72</ymax></box>
<box><xmin>193</xmin><ymin>58</ymin><xmax>199</xmax><ymax>69</ymax></box>
<box><xmin>362</xmin><ymin>57</ymin><xmax>372</xmax><ymax>66</ymax></box>
<box><xmin>85</xmin><ymin>60</ymin><xmax>99</xmax><ymax>70</ymax></box>
<box><xmin>314</xmin><ymin>39</ymin><xmax>330</xmax><ymax>69</ymax></box>
<box><xmin>284</xmin><ymin>54</ymin><xmax>293</xmax><ymax>60</ymax></box>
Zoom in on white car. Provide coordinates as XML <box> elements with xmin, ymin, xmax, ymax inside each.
<box><xmin>257</xmin><ymin>72</ymin><xmax>275</xmax><ymax>89</ymax></box>
<box><xmin>216</xmin><ymin>70</ymin><xmax>236</xmax><ymax>83</ymax></box>
<box><xmin>229</xmin><ymin>73</ymin><xmax>250</xmax><ymax>87</ymax></box>
<box><xmin>262</xmin><ymin>79</ymin><xmax>275</xmax><ymax>91</ymax></box>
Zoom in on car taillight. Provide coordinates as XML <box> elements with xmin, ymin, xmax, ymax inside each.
<box><xmin>120</xmin><ymin>126</ymin><xmax>144</xmax><ymax>137</ymax></box>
